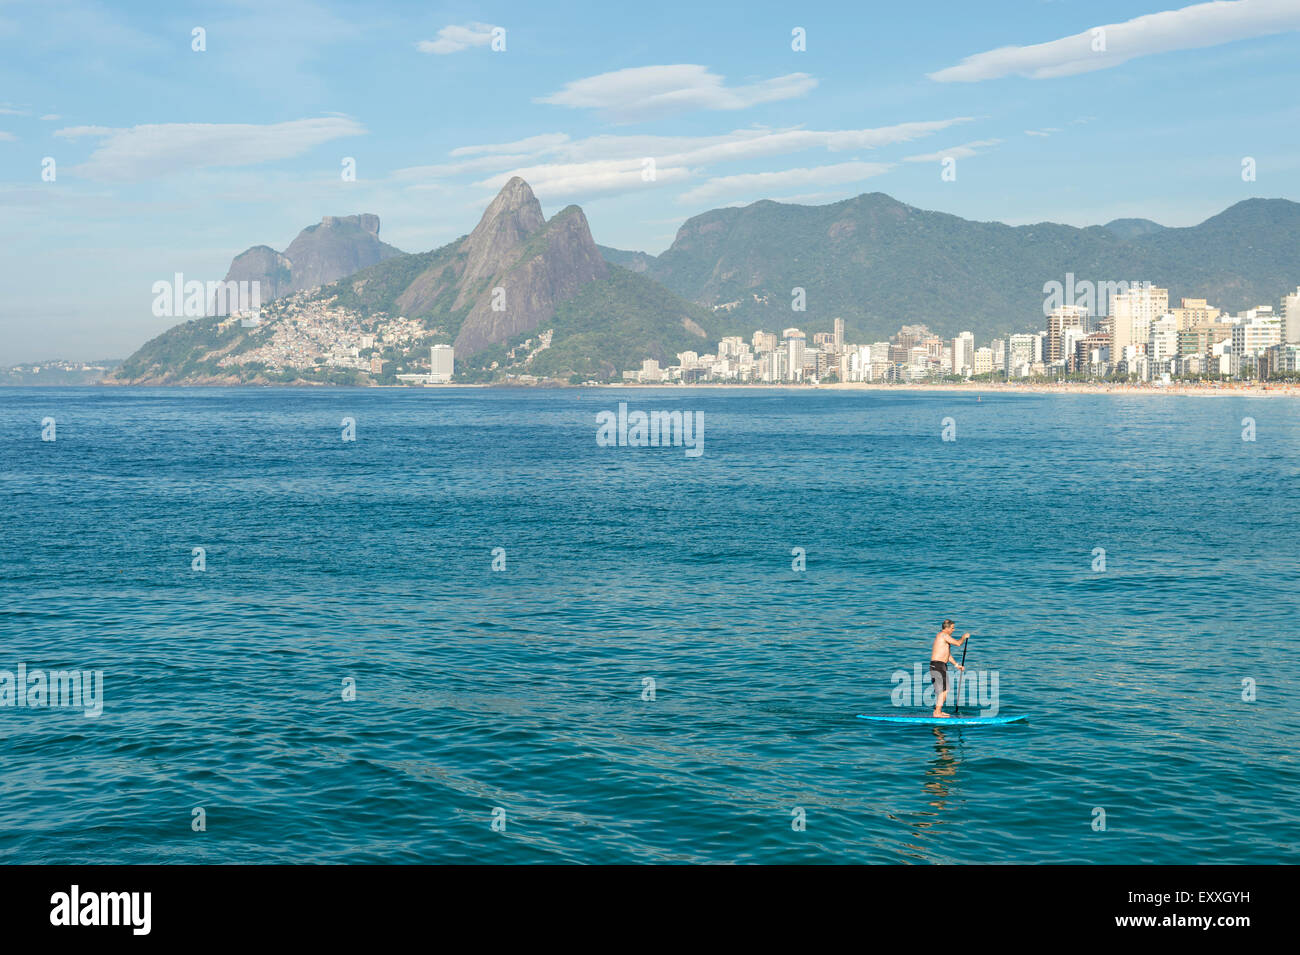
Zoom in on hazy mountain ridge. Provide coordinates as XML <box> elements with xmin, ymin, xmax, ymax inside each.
<box><xmin>225</xmin><ymin>213</ymin><xmax>404</xmax><ymax>303</ymax></box>
<box><xmin>1103</xmin><ymin>218</ymin><xmax>1166</xmax><ymax>239</ymax></box>
<box><xmin>599</xmin><ymin>195</ymin><xmax>1300</xmax><ymax>342</ymax></box>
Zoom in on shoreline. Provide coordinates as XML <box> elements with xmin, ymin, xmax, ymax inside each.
<box><xmin>23</xmin><ymin>378</ymin><xmax>1297</xmax><ymax>398</ymax></box>
<box><xmin>597</xmin><ymin>380</ymin><xmax>1300</xmax><ymax>398</ymax></box>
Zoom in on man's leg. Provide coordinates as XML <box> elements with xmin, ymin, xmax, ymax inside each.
<box><xmin>931</xmin><ymin>665</ymin><xmax>948</xmax><ymax>717</ymax></box>
<box><xmin>933</xmin><ymin>686</ymin><xmax>947</xmax><ymax>716</ymax></box>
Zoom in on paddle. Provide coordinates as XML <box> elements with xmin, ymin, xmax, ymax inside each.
<box><xmin>954</xmin><ymin>634</ymin><xmax>970</xmax><ymax>715</ymax></box>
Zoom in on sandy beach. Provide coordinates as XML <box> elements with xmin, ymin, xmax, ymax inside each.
<box><xmin>595</xmin><ymin>380</ymin><xmax>1300</xmax><ymax>398</ymax></box>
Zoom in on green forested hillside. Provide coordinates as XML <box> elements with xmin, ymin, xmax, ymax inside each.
<box><xmin>603</xmin><ymin>194</ymin><xmax>1300</xmax><ymax>342</ymax></box>
<box><xmin>500</xmin><ymin>266</ymin><xmax>743</xmax><ymax>379</ymax></box>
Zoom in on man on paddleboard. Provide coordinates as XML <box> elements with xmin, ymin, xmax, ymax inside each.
<box><xmin>930</xmin><ymin>620</ymin><xmax>970</xmax><ymax>717</ymax></box>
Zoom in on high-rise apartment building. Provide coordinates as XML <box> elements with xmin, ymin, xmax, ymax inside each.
<box><xmin>1148</xmin><ymin>314</ymin><xmax>1180</xmax><ymax>364</ymax></box>
<box><xmin>1170</xmin><ymin>298</ymin><xmax>1220</xmax><ymax>331</ymax></box>
<box><xmin>1046</xmin><ymin>305</ymin><xmax>1089</xmax><ymax>365</ymax></box>
<box><xmin>1231</xmin><ymin>311</ymin><xmax>1282</xmax><ymax>357</ymax></box>
<box><xmin>783</xmin><ymin>329</ymin><xmax>806</xmax><ymax>382</ymax></box>
<box><xmin>430</xmin><ymin>344</ymin><xmax>454</xmax><ymax>383</ymax></box>
<box><xmin>1284</xmin><ymin>287</ymin><xmax>1300</xmax><ymax>344</ymax></box>
<box><xmin>1110</xmin><ymin>285</ymin><xmax>1168</xmax><ymax>362</ymax></box>
<box><xmin>951</xmin><ymin>332</ymin><xmax>975</xmax><ymax>376</ymax></box>
<box><xmin>1008</xmin><ymin>333</ymin><xmax>1037</xmax><ymax>376</ymax></box>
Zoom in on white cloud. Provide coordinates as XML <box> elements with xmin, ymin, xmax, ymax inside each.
<box><xmin>396</xmin><ymin>119</ymin><xmax>971</xmax><ymax>183</ymax></box>
<box><xmin>475</xmin><ymin>159</ymin><xmax>693</xmax><ymax>201</ymax></box>
<box><xmin>0</xmin><ymin>104</ymin><xmax>27</xmax><ymax>116</ymax></box>
<box><xmin>537</xmin><ymin>64</ymin><xmax>817</xmax><ymax>122</ymax></box>
<box><xmin>678</xmin><ymin>162</ymin><xmax>893</xmax><ymax>206</ymax></box>
<box><xmin>389</xmin><ymin>118</ymin><xmax>973</xmax><ymax>206</ymax></box>
<box><xmin>1024</xmin><ymin>128</ymin><xmax>1060</xmax><ymax>137</ymax></box>
<box><xmin>393</xmin><ymin>154</ymin><xmax>542</xmax><ymax>181</ymax></box>
<box><xmin>40</xmin><ymin>114</ymin><xmax>61</xmax><ymax>121</ymax></box>
<box><xmin>54</xmin><ymin>118</ymin><xmax>365</xmax><ymax>181</ymax></box>
<box><xmin>450</xmin><ymin>133</ymin><xmax>572</xmax><ymax>157</ymax></box>
<box><xmin>903</xmin><ymin>139</ymin><xmax>1002</xmax><ymax>162</ymax></box>
<box><xmin>929</xmin><ymin>0</ymin><xmax>1300</xmax><ymax>82</ymax></box>
<box><xmin>416</xmin><ymin>22</ymin><xmax>499</xmax><ymax>55</ymax></box>
<box><xmin>0</xmin><ymin>131</ymin><xmax>16</xmax><ymax>142</ymax></box>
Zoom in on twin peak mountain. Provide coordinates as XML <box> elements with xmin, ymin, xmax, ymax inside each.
<box><xmin>225</xmin><ymin>177</ymin><xmax>618</xmax><ymax>357</ymax></box>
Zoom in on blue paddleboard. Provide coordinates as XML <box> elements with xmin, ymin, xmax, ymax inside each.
<box><xmin>856</xmin><ymin>714</ymin><xmax>1026</xmax><ymax>726</ymax></box>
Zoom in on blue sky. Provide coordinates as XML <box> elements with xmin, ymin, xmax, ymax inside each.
<box><xmin>2</xmin><ymin>0</ymin><xmax>1299</xmax><ymax>362</ymax></box>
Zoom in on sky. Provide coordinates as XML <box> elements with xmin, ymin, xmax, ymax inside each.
<box><xmin>2</xmin><ymin>0</ymin><xmax>1299</xmax><ymax>363</ymax></box>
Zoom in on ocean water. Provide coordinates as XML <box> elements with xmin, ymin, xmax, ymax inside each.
<box><xmin>1</xmin><ymin>386</ymin><xmax>1297</xmax><ymax>864</ymax></box>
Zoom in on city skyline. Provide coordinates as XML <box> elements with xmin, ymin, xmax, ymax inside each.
<box><xmin>625</xmin><ymin>281</ymin><xmax>1300</xmax><ymax>385</ymax></box>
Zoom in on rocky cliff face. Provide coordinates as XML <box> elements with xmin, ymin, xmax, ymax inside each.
<box><xmin>390</xmin><ymin>177</ymin><xmax>608</xmax><ymax>355</ymax></box>
<box><xmin>455</xmin><ymin>177</ymin><xmax>547</xmax><ymax>301</ymax></box>
<box><xmin>225</xmin><ymin>245</ymin><xmax>293</xmax><ymax>301</ymax></box>
<box><xmin>452</xmin><ymin>192</ymin><xmax>608</xmax><ymax>355</ymax></box>
<box><xmin>223</xmin><ymin>214</ymin><xmax>402</xmax><ymax>301</ymax></box>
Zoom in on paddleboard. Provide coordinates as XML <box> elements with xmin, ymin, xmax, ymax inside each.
<box><xmin>856</xmin><ymin>714</ymin><xmax>1025</xmax><ymax>726</ymax></box>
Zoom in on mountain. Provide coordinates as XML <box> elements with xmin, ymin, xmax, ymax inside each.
<box><xmin>299</xmin><ymin>176</ymin><xmax>732</xmax><ymax>376</ymax></box>
<box><xmin>224</xmin><ymin>213</ymin><xmax>403</xmax><ymax>302</ymax></box>
<box><xmin>1103</xmin><ymin>218</ymin><xmax>1166</xmax><ymax>240</ymax></box>
<box><xmin>112</xmin><ymin>179</ymin><xmax>727</xmax><ymax>384</ymax></box>
<box><xmin>596</xmin><ymin>244</ymin><xmax>655</xmax><ymax>273</ymax></box>
<box><xmin>599</xmin><ymin>194</ymin><xmax>1300</xmax><ymax>342</ymax></box>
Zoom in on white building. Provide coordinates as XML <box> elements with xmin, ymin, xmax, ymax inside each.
<box><xmin>1283</xmin><ymin>287</ymin><xmax>1300</xmax><ymax>344</ymax></box>
<box><xmin>429</xmin><ymin>344</ymin><xmax>454</xmax><ymax>383</ymax></box>
<box><xmin>783</xmin><ymin>329</ymin><xmax>806</xmax><ymax>382</ymax></box>
<box><xmin>1110</xmin><ymin>285</ymin><xmax>1167</xmax><ymax>362</ymax></box>
<box><xmin>1148</xmin><ymin>314</ymin><xmax>1180</xmax><ymax>365</ymax></box>
<box><xmin>1008</xmin><ymin>333</ymin><xmax>1038</xmax><ymax>378</ymax></box>
<box><xmin>1231</xmin><ymin>310</ymin><xmax>1282</xmax><ymax>357</ymax></box>
<box><xmin>951</xmin><ymin>332</ymin><xmax>975</xmax><ymax>376</ymax></box>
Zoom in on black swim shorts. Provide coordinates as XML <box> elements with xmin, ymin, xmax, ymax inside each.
<box><xmin>929</xmin><ymin>659</ymin><xmax>949</xmax><ymax>693</ymax></box>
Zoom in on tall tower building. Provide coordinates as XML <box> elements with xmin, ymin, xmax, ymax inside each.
<box><xmin>833</xmin><ymin>317</ymin><xmax>844</xmax><ymax>351</ymax></box>
<box><xmin>1284</xmin><ymin>287</ymin><xmax>1300</xmax><ymax>344</ymax></box>
<box><xmin>1110</xmin><ymin>285</ymin><xmax>1168</xmax><ymax>364</ymax></box>
<box><xmin>430</xmin><ymin>344</ymin><xmax>454</xmax><ymax>383</ymax></box>
<box><xmin>783</xmin><ymin>329</ymin><xmax>806</xmax><ymax>382</ymax></box>
<box><xmin>1046</xmin><ymin>305</ymin><xmax>1089</xmax><ymax>365</ymax></box>
<box><xmin>951</xmin><ymin>332</ymin><xmax>975</xmax><ymax>375</ymax></box>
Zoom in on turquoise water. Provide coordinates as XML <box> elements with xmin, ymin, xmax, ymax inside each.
<box><xmin>1</xmin><ymin>386</ymin><xmax>1297</xmax><ymax>864</ymax></box>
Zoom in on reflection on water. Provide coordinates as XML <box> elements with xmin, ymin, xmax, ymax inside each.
<box><xmin>923</xmin><ymin>727</ymin><xmax>963</xmax><ymax>808</ymax></box>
